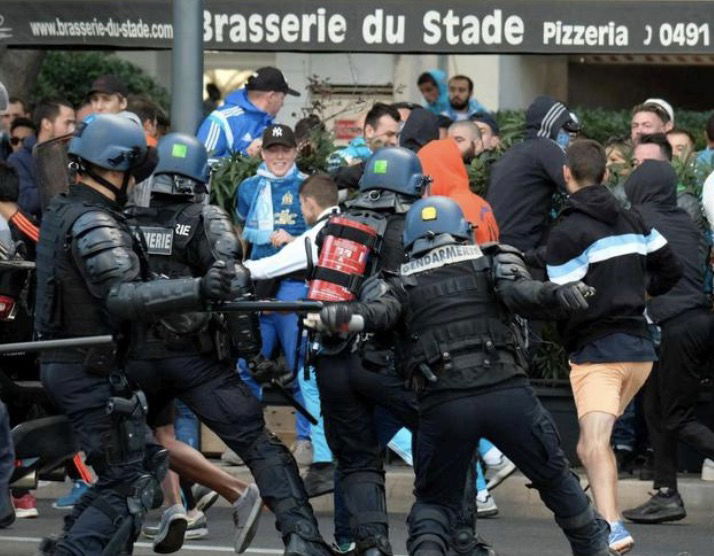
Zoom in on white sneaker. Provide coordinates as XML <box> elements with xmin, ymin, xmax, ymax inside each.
<box><xmin>221</xmin><ymin>448</ymin><xmax>244</xmax><ymax>466</ymax></box>
<box><xmin>476</xmin><ymin>491</ymin><xmax>498</xmax><ymax>518</ymax></box>
<box><xmin>233</xmin><ymin>484</ymin><xmax>262</xmax><ymax>553</ymax></box>
<box><xmin>484</xmin><ymin>455</ymin><xmax>517</xmax><ymax>491</ymax></box>
<box><xmin>291</xmin><ymin>439</ymin><xmax>313</xmax><ymax>467</ymax></box>
<box><xmin>702</xmin><ymin>458</ymin><xmax>714</xmax><ymax>481</ymax></box>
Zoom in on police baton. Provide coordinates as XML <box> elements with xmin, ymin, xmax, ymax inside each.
<box><xmin>0</xmin><ymin>335</ymin><xmax>114</xmax><ymax>354</ymax></box>
<box><xmin>209</xmin><ymin>300</ymin><xmax>324</xmax><ymax>313</ymax></box>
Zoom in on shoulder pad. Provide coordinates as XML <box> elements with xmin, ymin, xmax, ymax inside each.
<box><xmin>481</xmin><ymin>242</ymin><xmax>524</xmax><ymax>257</ymax></box>
<box><xmin>202</xmin><ymin>204</ymin><xmax>234</xmax><ymax>236</ymax></box>
<box><xmin>73</xmin><ymin>211</ymin><xmax>134</xmax><ymax>258</ymax></box>
<box><xmin>359</xmin><ymin>275</ymin><xmax>391</xmax><ymax>302</ymax></box>
<box><xmin>492</xmin><ymin>249</ymin><xmax>532</xmax><ymax>282</ymax></box>
<box><xmin>201</xmin><ymin>204</ymin><xmax>241</xmax><ymax>260</ymax></box>
<box><xmin>72</xmin><ymin>210</ymin><xmax>123</xmax><ymax>236</ymax></box>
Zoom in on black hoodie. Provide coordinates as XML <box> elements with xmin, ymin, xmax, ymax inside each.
<box><xmin>545</xmin><ymin>184</ymin><xmax>682</xmax><ymax>353</ymax></box>
<box><xmin>399</xmin><ymin>108</ymin><xmax>439</xmax><ymax>153</ymax></box>
<box><xmin>624</xmin><ymin>160</ymin><xmax>709</xmax><ymax>323</ymax></box>
<box><xmin>486</xmin><ymin>96</ymin><xmax>574</xmax><ymax>253</ymax></box>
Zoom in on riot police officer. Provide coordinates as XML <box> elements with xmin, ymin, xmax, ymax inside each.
<box><xmin>34</xmin><ymin>114</ymin><xmax>236</xmax><ymax>554</ymax></box>
<box><xmin>316</xmin><ymin>197</ymin><xmax>615</xmax><ymax>556</ymax></box>
<box><xmin>310</xmin><ymin>147</ymin><xmax>429</xmax><ymax>556</ymax></box>
<box><xmin>124</xmin><ymin>132</ymin><xmax>332</xmax><ymax>556</ymax></box>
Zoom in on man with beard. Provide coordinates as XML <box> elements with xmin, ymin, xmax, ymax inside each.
<box><xmin>441</xmin><ymin>75</ymin><xmax>486</xmax><ymax>122</ymax></box>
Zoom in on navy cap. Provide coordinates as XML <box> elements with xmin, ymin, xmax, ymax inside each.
<box><xmin>469</xmin><ymin>112</ymin><xmax>500</xmax><ymax>136</ymax></box>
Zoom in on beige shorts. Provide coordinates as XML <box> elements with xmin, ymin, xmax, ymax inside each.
<box><xmin>569</xmin><ymin>361</ymin><xmax>653</xmax><ymax>419</ymax></box>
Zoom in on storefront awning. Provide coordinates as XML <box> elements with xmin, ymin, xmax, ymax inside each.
<box><xmin>2</xmin><ymin>0</ymin><xmax>714</xmax><ymax>54</ymax></box>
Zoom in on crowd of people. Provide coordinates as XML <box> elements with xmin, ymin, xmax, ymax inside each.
<box><xmin>0</xmin><ymin>62</ymin><xmax>712</xmax><ymax>556</ymax></box>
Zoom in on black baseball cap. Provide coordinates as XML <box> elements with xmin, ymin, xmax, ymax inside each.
<box><xmin>470</xmin><ymin>112</ymin><xmax>500</xmax><ymax>136</ymax></box>
<box><xmin>262</xmin><ymin>124</ymin><xmax>297</xmax><ymax>148</ymax></box>
<box><xmin>88</xmin><ymin>74</ymin><xmax>129</xmax><ymax>98</ymax></box>
<box><xmin>246</xmin><ymin>67</ymin><xmax>300</xmax><ymax>97</ymax></box>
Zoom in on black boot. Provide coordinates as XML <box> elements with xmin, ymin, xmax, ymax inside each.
<box><xmin>283</xmin><ymin>532</ymin><xmax>333</xmax><ymax>556</ymax></box>
<box><xmin>622</xmin><ymin>489</ymin><xmax>686</xmax><ymax>524</ymax></box>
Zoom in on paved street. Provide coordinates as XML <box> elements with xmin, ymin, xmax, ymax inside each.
<box><xmin>1</xmin><ymin>485</ymin><xmax>712</xmax><ymax>555</ymax></box>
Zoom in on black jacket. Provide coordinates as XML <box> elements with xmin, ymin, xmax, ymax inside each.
<box><xmin>486</xmin><ymin>96</ymin><xmax>571</xmax><ymax>254</ymax></box>
<box><xmin>545</xmin><ymin>184</ymin><xmax>682</xmax><ymax>353</ymax></box>
<box><xmin>624</xmin><ymin>160</ymin><xmax>710</xmax><ymax>323</ymax></box>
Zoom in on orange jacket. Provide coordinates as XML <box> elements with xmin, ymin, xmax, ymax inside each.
<box><xmin>418</xmin><ymin>139</ymin><xmax>499</xmax><ymax>245</ymax></box>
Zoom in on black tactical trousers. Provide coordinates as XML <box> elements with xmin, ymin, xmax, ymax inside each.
<box><xmin>126</xmin><ymin>354</ymin><xmax>324</xmax><ymax>543</ymax></box>
<box><xmin>41</xmin><ymin>362</ymin><xmax>155</xmax><ymax>555</ymax></box>
<box><xmin>316</xmin><ymin>351</ymin><xmax>420</xmax><ymax>554</ymax></box>
<box><xmin>409</xmin><ymin>385</ymin><xmax>610</xmax><ymax>556</ymax></box>
<box><xmin>644</xmin><ymin>308</ymin><xmax>714</xmax><ymax>491</ymax></box>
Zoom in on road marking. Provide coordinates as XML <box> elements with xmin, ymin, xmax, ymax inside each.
<box><xmin>0</xmin><ymin>536</ymin><xmax>409</xmax><ymax>555</ymax></box>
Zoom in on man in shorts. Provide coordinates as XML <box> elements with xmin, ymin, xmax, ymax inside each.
<box><xmin>545</xmin><ymin>140</ymin><xmax>682</xmax><ymax>554</ymax></box>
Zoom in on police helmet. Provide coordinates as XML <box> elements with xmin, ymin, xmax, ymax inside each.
<box><xmin>358</xmin><ymin>147</ymin><xmax>430</xmax><ymax>198</ymax></box>
<box><xmin>151</xmin><ymin>133</ymin><xmax>210</xmax><ymax>196</ymax></box>
<box><xmin>68</xmin><ymin>113</ymin><xmax>147</xmax><ymax>172</ymax></box>
<box><xmin>403</xmin><ymin>196</ymin><xmax>472</xmax><ymax>257</ymax></box>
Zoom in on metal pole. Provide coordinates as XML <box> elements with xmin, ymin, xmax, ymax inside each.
<box><xmin>171</xmin><ymin>0</ymin><xmax>203</xmax><ymax>134</ymax></box>
<box><xmin>0</xmin><ymin>335</ymin><xmax>114</xmax><ymax>354</ymax></box>
<box><xmin>211</xmin><ymin>301</ymin><xmax>325</xmax><ymax>313</ymax></box>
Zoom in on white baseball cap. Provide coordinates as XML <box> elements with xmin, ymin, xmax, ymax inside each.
<box><xmin>643</xmin><ymin>98</ymin><xmax>674</xmax><ymax>124</ymax></box>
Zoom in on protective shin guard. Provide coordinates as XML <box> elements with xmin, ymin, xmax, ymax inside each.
<box><xmin>341</xmin><ymin>471</ymin><xmax>392</xmax><ymax>555</ymax></box>
<box><xmin>555</xmin><ymin>505</ymin><xmax>610</xmax><ymax>556</ymax></box>
<box><xmin>240</xmin><ymin>431</ymin><xmax>323</xmax><ymax>544</ymax></box>
<box><xmin>407</xmin><ymin>504</ymin><xmax>451</xmax><ymax>556</ymax></box>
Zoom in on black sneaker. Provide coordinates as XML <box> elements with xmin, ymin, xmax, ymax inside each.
<box><xmin>622</xmin><ymin>490</ymin><xmax>686</xmax><ymax>524</ymax></box>
<box><xmin>303</xmin><ymin>463</ymin><xmax>335</xmax><ymax>498</ymax></box>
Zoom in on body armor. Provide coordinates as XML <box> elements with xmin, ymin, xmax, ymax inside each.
<box><xmin>398</xmin><ymin>245</ymin><xmax>528</xmax><ymax>394</ymax></box>
<box><xmin>35</xmin><ymin>194</ymin><xmax>138</xmax><ymax>346</ymax></box>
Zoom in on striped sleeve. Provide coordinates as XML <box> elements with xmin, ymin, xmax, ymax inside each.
<box><xmin>10</xmin><ymin>210</ymin><xmax>39</xmax><ymax>243</ymax></box>
<box><xmin>197</xmin><ymin>115</ymin><xmax>227</xmax><ymax>158</ymax></box>
<box><xmin>547</xmin><ymin>232</ymin><xmax>653</xmax><ymax>285</ymax></box>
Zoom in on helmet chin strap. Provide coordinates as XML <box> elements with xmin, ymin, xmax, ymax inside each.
<box><xmin>84</xmin><ymin>166</ymin><xmax>130</xmax><ymax>206</ymax></box>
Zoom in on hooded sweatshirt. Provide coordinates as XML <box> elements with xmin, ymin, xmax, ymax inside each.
<box><xmin>545</xmin><ymin>184</ymin><xmax>681</xmax><ymax>354</ymax></box>
<box><xmin>486</xmin><ymin>96</ymin><xmax>573</xmax><ymax>254</ymax></box>
<box><xmin>422</xmin><ymin>70</ymin><xmax>450</xmax><ymax>116</ymax></box>
<box><xmin>418</xmin><ymin>139</ymin><xmax>499</xmax><ymax>245</ymax></box>
<box><xmin>624</xmin><ymin>160</ymin><xmax>709</xmax><ymax>323</ymax></box>
<box><xmin>399</xmin><ymin>108</ymin><xmax>439</xmax><ymax>153</ymax></box>
<box><xmin>197</xmin><ymin>88</ymin><xmax>274</xmax><ymax>158</ymax></box>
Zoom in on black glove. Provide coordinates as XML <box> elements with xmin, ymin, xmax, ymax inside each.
<box><xmin>319</xmin><ymin>304</ymin><xmax>354</xmax><ymax>332</ymax></box>
<box><xmin>230</xmin><ymin>264</ymin><xmax>252</xmax><ymax>295</ymax></box>
<box><xmin>554</xmin><ymin>281</ymin><xmax>595</xmax><ymax>312</ymax></box>
<box><xmin>200</xmin><ymin>260</ymin><xmax>235</xmax><ymax>301</ymax></box>
<box><xmin>248</xmin><ymin>355</ymin><xmax>291</xmax><ymax>385</ymax></box>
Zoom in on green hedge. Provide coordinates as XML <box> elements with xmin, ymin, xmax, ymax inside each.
<box><xmin>31</xmin><ymin>51</ymin><xmax>170</xmax><ymax>109</ymax></box>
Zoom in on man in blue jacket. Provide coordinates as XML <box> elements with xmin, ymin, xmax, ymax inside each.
<box><xmin>197</xmin><ymin>67</ymin><xmax>299</xmax><ymax>159</ymax></box>
<box><xmin>7</xmin><ymin>98</ymin><xmax>75</xmax><ymax>219</ymax></box>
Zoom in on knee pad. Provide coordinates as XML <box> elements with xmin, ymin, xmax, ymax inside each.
<box><xmin>341</xmin><ymin>471</ymin><xmax>388</xmax><ymax>531</ymax></box>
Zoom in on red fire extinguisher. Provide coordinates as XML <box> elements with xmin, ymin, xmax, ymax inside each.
<box><xmin>307</xmin><ymin>216</ymin><xmax>379</xmax><ymax>302</ymax></box>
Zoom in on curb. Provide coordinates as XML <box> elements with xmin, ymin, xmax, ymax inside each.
<box><xmin>34</xmin><ymin>463</ymin><xmax>714</xmax><ymax>517</ymax></box>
